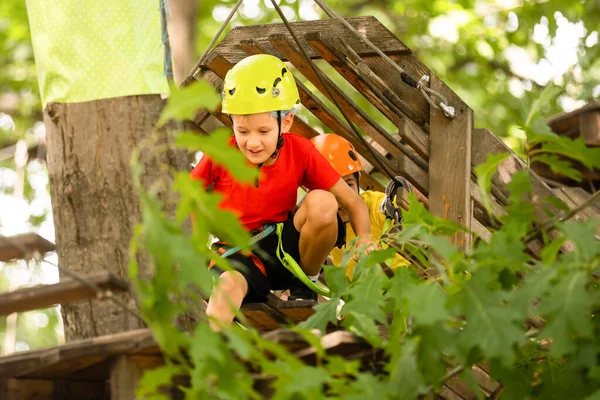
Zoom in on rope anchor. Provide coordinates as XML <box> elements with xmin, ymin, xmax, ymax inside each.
<box><xmin>417</xmin><ymin>75</ymin><xmax>455</xmax><ymax>119</ymax></box>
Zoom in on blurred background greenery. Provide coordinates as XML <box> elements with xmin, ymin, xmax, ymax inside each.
<box><xmin>0</xmin><ymin>0</ymin><xmax>598</xmax><ymax>352</ymax></box>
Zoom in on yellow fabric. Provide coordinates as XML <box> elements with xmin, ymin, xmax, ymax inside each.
<box><xmin>222</xmin><ymin>54</ymin><xmax>299</xmax><ymax>114</ymax></box>
<box><xmin>26</xmin><ymin>0</ymin><xmax>169</xmax><ymax>106</ymax></box>
<box><xmin>330</xmin><ymin>191</ymin><xmax>409</xmax><ymax>279</ymax></box>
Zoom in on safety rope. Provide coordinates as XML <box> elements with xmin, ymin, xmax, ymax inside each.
<box><xmin>187</xmin><ymin>0</ymin><xmax>244</xmax><ymax>78</ymax></box>
<box><xmin>311</xmin><ymin>0</ymin><xmax>455</xmax><ymax>119</ymax></box>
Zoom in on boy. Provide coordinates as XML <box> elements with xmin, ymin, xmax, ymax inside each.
<box><xmin>308</xmin><ymin>134</ymin><xmax>409</xmax><ymax>279</ymax></box>
<box><xmin>190</xmin><ymin>55</ymin><xmax>376</xmax><ymax>331</ymax></box>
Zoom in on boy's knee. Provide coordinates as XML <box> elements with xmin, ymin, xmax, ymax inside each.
<box><xmin>217</xmin><ymin>270</ymin><xmax>248</xmax><ymax>294</ymax></box>
<box><xmin>304</xmin><ymin>190</ymin><xmax>338</xmax><ymax>227</ymax></box>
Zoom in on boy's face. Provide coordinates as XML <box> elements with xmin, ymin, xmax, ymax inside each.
<box><xmin>338</xmin><ymin>173</ymin><xmax>359</xmax><ymax>223</ymax></box>
<box><xmin>231</xmin><ymin>112</ymin><xmax>293</xmax><ymax>166</ymax></box>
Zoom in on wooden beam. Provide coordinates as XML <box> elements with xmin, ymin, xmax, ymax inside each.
<box><xmin>305</xmin><ymin>32</ymin><xmax>430</xmax><ymax>144</ymax></box>
<box><xmin>580</xmin><ymin>110</ymin><xmax>600</xmax><ymax>146</ymax></box>
<box><xmin>547</xmin><ymin>101</ymin><xmax>600</xmax><ymax>137</ymax></box>
<box><xmin>0</xmin><ymin>233</ymin><xmax>55</xmax><ymax>262</ymax></box>
<box><xmin>110</xmin><ymin>355</ymin><xmax>143</xmax><ymax>400</ymax></box>
<box><xmin>240</xmin><ymin>302</ymin><xmax>288</xmax><ymax>331</ymax></box>
<box><xmin>428</xmin><ymin>73</ymin><xmax>473</xmax><ymax>251</ymax></box>
<box><xmin>211</xmin><ymin>16</ymin><xmax>410</xmax><ymax>64</ymax></box>
<box><xmin>267</xmin><ymin>34</ymin><xmax>425</xmax><ymax>169</ymax></box>
<box><xmin>362</xmin><ymin>53</ymin><xmax>431</xmax><ymax>129</ymax></box>
<box><xmin>0</xmin><ymin>329</ymin><xmax>156</xmax><ymax>379</ymax></box>
<box><xmin>0</xmin><ymin>378</ymin><xmax>106</xmax><ymax>400</ymax></box>
<box><xmin>0</xmin><ymin>271</ymin><xmax>129</xmax><ymax>317</ymax></box>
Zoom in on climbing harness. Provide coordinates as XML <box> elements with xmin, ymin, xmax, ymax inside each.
<box><xmin>383</xmin><ymin>176</ymin><xmax>413</xmax><ymax>225</ymax></box>
<box><xmin>219</xmin><ymin>224</ymin><xmax>277</xmax><ymax>259</ymax></box>
<box><xmin>218</xmin><ymin>223</ymin><xmax>330</xmax><ymax>297</ymax></box>
<box><xmin>275</xmin><ymin>223</ymin><xmax>331</xmax><ymax>297</ymax></box>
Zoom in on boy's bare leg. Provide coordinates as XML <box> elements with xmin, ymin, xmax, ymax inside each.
<box><xmin>294</xmin><ymin>190</ymin><xmax>339</xmax><ymax>276</ymax></box>
<box><xmin>206</xmin><ymin>270</ymin><xmax>248</xmax><ymax>331</ymax></box>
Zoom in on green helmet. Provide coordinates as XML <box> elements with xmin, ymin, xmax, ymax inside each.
<box><xmin>222</xmin><ymin>54</ymin><xmax>300</xmax><ymax>115</ymax></box>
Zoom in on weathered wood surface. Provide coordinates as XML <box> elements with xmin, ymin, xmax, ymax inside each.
<box><xmin>110</xmin><ymin>355</ymin><xmax>144</xmax><ymax>400</ymax></box>
<box><xmin>429</xmin><ymin>73</ymin><xmax>473</xmax><ymax>251</ymax></box>
<box><xmin>0</xmin><ymin>233</ymin><xmax>55</xmax><ymax>262</ymax></box>
<box><xmin>547</xmin><ymin>101</ymin><xmax>600</xmax><ymax>145</ymax></box>
<box><xmin>580</xmin><ymin>110</ymin><xmax>600</xmax><ymax>146</ymax></box>
<box><xmin>305</xmin><ymin>32</ymin><xmax>430</xmax><ymax>151</ymax></box>
<box><xmin>211</xmin><ymin>16</ymin><xmax>410</xmax><ymax>64</ymax></box>
<box><xmin>0</xmin><ymin>271</ymin><xmax>130</xmax><ymax>317</ymax></box>
<box><xmin>267</xmin><ymin>34</ymin><xmax>424</xmax><ymax>170</ymax></box>
<box><xmin>0</xmin><ymin>378</ymin><xmax>105</xmax><ymax>400</ymax></box>
<box><xmin>0</xmin><ymin>329</ymin><xmax>157</xmax><ymax>379</ymax></box>
<box><xmin>363</xmin><ymin>53</ymin><xmax>431</xmax><ymax>130</ymax></box>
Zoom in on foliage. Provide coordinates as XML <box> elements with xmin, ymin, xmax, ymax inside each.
<box><xmin>129</xmin><ymin>79</ymin><xmax>600</xmax><ymax>399</ymax></box>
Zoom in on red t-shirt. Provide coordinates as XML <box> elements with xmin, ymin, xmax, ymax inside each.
<box><xmin>190</xmin><ymin>133</ymin><xmax>340</xmax><ymax>231</ymax></box>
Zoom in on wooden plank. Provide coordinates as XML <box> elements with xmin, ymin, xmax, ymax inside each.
<box><xmin>211</xmin><ymin>16</ymin><xmax>410</xmax><ymax>64</ymax></box>
<box><xmin>579</xmin><ymin>110</ymin><xmax>600</xmax><ymax>146</ymax></box>
<box><xmin>262</xmin><ymin>329</ymin><xmax>314</xmax><ymax>353</ymax></box>
<box><xmin>547</xmin><ymin>101</ymin><xmax>600</xmax><ymax>136</ymax></box>
<box><xmin>304</xmin><ymin>32</ymin><xmax>430</xmax><ymax>151</ymax></box>
<box><xmin>472</xmin><ymin>129</ymin><xmax>570</xmax><ymax>224</ymax></box>
<box><xmin>201</xmin><ymin>51</ymin><xmax>385</xmax><ymax>193</ymax></box>
<box><xmin>0</xmin><ymin>329</ymin><xmax>156</xmax><ymax>379</ymax></box>
<box><xmin>267</xmin><ymin>293</ymin><xmax>315</xmax><ymax>324</ymax></box>
<box><xmin>444</xmin><ymin>375</ymin><xmax>479</xmax><ymax>400</ymax></box>
<box><xmin>429</xmin><ymin>73</ymin><xmax>473</xmax><ymax>251</ymax></box>
<box><xmin>553</xmin><ymin>187</ymin><xmax>600</xmax><ymax>220</ymax></box>
<box><xmin>0</xmin><ymin>271</ymin><xmax>129</xmax><ymax>317</ymax></box>
<box><xmin>266</xmin><ymin>34</ymin><xmax>425</xmax><ymax>169</ymax></box>
<box><xmin>110</xmin><ymin>355</ymin><xmax>143</xmax><ymax>400</ymax></box>
<box><xmin>0</xmin><ymin>378</ymin><xmax>106</xmax><ymax>400</ymax></box>
<box><xmin>241</xmin><ymin>302</ymin><xmax>288</xmax><ymax>331</ymax></box>
<box><xmin>437</xmin><ymin>385</ymin><xmax>465</xmax><ymax>400</ymax></box>
<box><xmin>363</xmin><ymin>53</ymin><xmax>431</xmax><ymax>130</ymax></box>
<box><xmin>0</xmin><ymin>233</ymin><xmax>55</xmax><ymax>262</ymax></box>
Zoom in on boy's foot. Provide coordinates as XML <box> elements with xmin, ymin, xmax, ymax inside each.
<box><xmin>287</xmin><ymin>286</ymin><xmax>317</xmax><ymax>301</ymax></box>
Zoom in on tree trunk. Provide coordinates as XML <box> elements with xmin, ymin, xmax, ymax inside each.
<box><xmin>44</xmin><ymin>95</ymin><xmax>186</xmax><ymax>341</ymax></box>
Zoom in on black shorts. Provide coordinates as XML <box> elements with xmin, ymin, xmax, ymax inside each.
<box><xmin>211</xmin><ymin>213</ymin><xmax>346</xmax><ymax>303</ymax></box>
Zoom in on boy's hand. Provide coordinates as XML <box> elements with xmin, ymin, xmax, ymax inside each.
<box><xmin>356</xmin><ymin>234</ymin><xmax>381</xmax><ymax>255</ymax></box>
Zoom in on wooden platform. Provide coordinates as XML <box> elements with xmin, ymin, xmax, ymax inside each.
<box><xmin>241</xmin><ymin>293</ymin><xmax>316</xmax><ymax>330</ymax></box>
<box><xmin>0</xmin><ymin>233</ymin><xmax>55</xmax><ymax>262</ymax></box>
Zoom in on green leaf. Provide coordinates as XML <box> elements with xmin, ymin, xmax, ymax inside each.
<box><xmin>453</xmin><ymin>269</ymin><xmax>524</xmax><ymax>366</ymax></box>
<box><xmin>539</xmin><ymin>271</ymin><xmax>597</xmax><ymax>357</ymax></box>
<box><xmin>387</xmin><ymin>339</ymin><xmax>427</xmax><ymax>398</ymax></box>
<box><xmin>558</xmin><ymin>219</ymin><xmax>600</xmax><ymax>263</ymax></box>
<box><xmin>176</xmin><ymin>128</ymin><xmax>258</xmax><ymax>184</ymax></box>
<box><xmin>174</xmin><ymin>173</ymin><xmax>249</xmax><ymax>247</ymax></box>
<box><xmin>158</xmin><ymin>80</ymin><xmax>221</xmax><ymax>126</ymax></box>
<box><xmin>298</xmin><ymin>297</ymin><xmax>341</xmax><ymax>333</ymax></box>
<box><xmin>475</xmin><ymin>152</ymin><xmax>511</xmax><ymax>214</ymax></box>
<box><xmin>137</xmin><ymin>364</ymin><xmax>184</xmax><ymax>398</ymax></box>
<box><xmin>532</xmin><ymin>154</ymin><xmax>583</xmax><ymax>181</ymax></box>
<box><xmin>405</xmin><ymin>283</ymin><xmax>449</xmax><ymax>326</ymax></box>
<box><xmin>366</xmin><ymin>247</ymin><xmax>398</xmax><ymax>266</ymax></box>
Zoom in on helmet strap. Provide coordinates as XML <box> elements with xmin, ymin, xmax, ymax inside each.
<box><xmin>270</xmin><ymin>110</ymin><xmax>284</xmax><ymax>159</ymax></box>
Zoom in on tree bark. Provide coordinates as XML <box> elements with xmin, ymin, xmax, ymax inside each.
<box><xmin>44</xmin><ymin>95</ymin><xmax>187</xmax><ymax>341</ymax></box>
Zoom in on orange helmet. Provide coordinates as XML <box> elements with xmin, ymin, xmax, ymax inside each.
<box><xmin>310</xmin><ymin>134</ymin><xmax>363</xmax><ymax>177</ymax></box>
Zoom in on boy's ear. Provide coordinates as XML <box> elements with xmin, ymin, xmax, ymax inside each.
<box><xmin>281</xmin><ymin>112</ymin><xmax>294</xmax><ymax>133</ymax></box>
